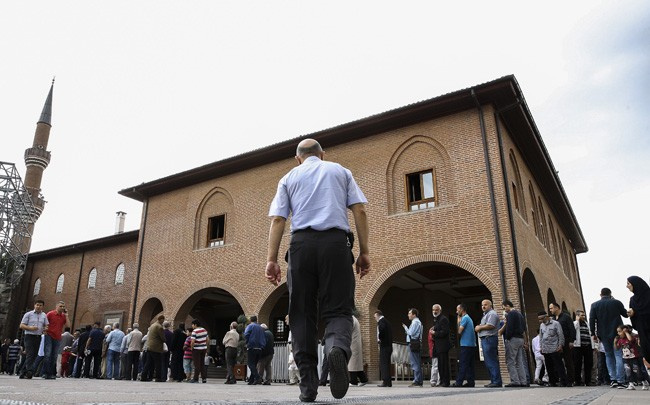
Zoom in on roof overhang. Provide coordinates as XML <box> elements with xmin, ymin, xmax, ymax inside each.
<box><xmin>118</xmin><ymin>75</ymin><xmax>587</xmax><ymax>253</ymax></box>
<box><xmin>27</xmin><ymin>230</ymin><xmax>139</xmax><ymax>261</ymax></box>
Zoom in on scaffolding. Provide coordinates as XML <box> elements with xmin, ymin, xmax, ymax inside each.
<box><xmin>0</xmin><ymin>161</ymin><xmax>38</xmax><ymax>291</ymax></box>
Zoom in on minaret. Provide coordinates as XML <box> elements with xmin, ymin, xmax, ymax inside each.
<box><xmin>21</xmin><ymin>79</ymin><xmax>54</xmax><ymax>250</ymax></box>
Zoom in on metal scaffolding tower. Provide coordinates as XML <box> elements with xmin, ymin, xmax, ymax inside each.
<box><xmin>0</xmin><ymin>161</ymin><xmax>38</xmax><ymax>295</ymax></box>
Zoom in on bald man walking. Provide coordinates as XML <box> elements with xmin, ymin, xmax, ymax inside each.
<box><xmin>266</xmin><ymin>139</ymin><xmax>371</xmax><ymax>402</ymax></box>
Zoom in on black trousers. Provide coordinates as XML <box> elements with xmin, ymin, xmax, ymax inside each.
<box><xmin>20</xmin><ymin>334</ymin><xmax>40</xmax><ymax>376</ymax></box>
<box><xmin>434</xmin><ymin>351</ymin><xmax>450</xmax><ymax>385</ymax></box>
<box><xmin>573</xmin><ymin>345</ymin><xmax>593</xmax><ymax>385</ymax></box>
<box><xmin>562</xmin><ymin>343</ymin><xmax>574</xmax><ymax>385</ymax></box>
<box><xmin>287</xmin><ymin>229</ymin><xmax>355</xmax><ymax>399</ymax></box>
<box><xmin>543</xmin><ymin>351</ymin><xmax>567</xmax><ymax>386</ymax></box>
<box><xmin>170</xmin><ymin>350</ymin><xmax>184</xmax><ymax>381</ymax></box>
<box><xmin>225</xmin><ymin>347</ymin><xmax>237</xmax><ymax>382</ymax></box>
<box><xmin>142</xmin><ymin>351</ymin><xmax>162</xmax><ymax>381</ymax></box>
<box><xmin>84</xmin><ymin>350</ymin><xmax>102</xmax><ymax>378</ymax></box>
<box><xmin>125</xmin><ymin>351</ymin><xmax>140</xmax><ymax>380</ymax></box>
<box><xmin>379</xmin><ymin>345</ymin><xmax>392</xmax><ymax>385</ymax></box>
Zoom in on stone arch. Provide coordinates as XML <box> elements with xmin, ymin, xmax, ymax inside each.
<box><xmin>137</xmin><ymin>296</ymin><xmax>164</xmax><ymax>329</ymax></box>
<box><xmin>193</xmin><ymin>187</ymin><xmax>235</xmax><ymax>249</ymax></box>
<box><xmin>547</xmin><ymin>288</ymin><xmax>556</xmax><ymax>309</ymax></box>
<box><xmin>257</xmin><ymin>282</ymin><xmax>290</xmax><ymax>341</ymax></box>
<box><xmin>385</xmin><ymin>135</ymin><xmax>454</xmax><ymax>215</ymax></box>
<box><xmin>365</xmin><ymin>254</ymin><xmax>498</xmax><ymax>308</ymax></box>
<box><xmin>172</xmin><ymin>285</ymin><xmax>245</xmax><ymax>351</ymax></box>
<box><xmin>521</xmin><ymin>268</ymin><xmax>545</xmax><ymax>334</ymax></box>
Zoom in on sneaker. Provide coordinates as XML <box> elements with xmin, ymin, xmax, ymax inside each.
<box><xmin>408</xmin><ymin>382</ymin><xmax>423</xmax><ymax>387</ymax></box>
<box><xmin>642</xmin><ymin>381</ymin><xmax>649</xmax><ymax>390</ymax></box>
<box><xmin>610</xmin><ymin>380</ymin><xmax>618</xmax><ymax>388</ymax></box>
<box><xmin>358</xmin><ymin>382</ymin><xmax>366</xmax><ymax>387</ymax></box>
<box><xmin>617</xmin><ymin>383</ymin><xmax>626</xmax><ymax>389</ymax></box>
<box><xmin>627</xmin><ymin>382</ymin><xmax>635</xmax><ymax>390</ymax></box>
<box><xmin>328</xmin><ymin>347</ymin><xmax>350</xmax><ymax>399</ymax></box>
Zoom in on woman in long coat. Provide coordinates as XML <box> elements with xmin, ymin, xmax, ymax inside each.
<box><xmin>348</xmin><ymin>315</ymin><xmax>368</xmax><ymax>385</ymax></box>
<box><xmin>627</xmin><ymin>276</ymin><xmax>650</xmax><ymax>363</ymax></box>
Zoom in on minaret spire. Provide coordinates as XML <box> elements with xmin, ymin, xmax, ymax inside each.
<box><xmin>22</xmin><ymin>80</ymin><xmax>55</xmax><ymax>246</ymax></box>
<box><xmin>37</xmin><ymin>77</ymin><xmax>54</xmax><ymax>126</ymax></box>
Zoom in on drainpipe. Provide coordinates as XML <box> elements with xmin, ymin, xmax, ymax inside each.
<box><xmin>71</xmin><ymin>248</ymin><xmax>85</xmax><ymax>330</ymax></box>
<box><xmin>130</xmin><ymin>195</ymin><xmax>149</xmax><ymax>326</ymax></box>
<box><xmin>471</xmin><ymin>90</ymin><xmax>507</xmax><ymax>300</ymax></box>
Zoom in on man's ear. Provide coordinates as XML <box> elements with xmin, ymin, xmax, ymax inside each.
<box><xmin>295</xmin><ymin>156</ymin><xmax>302</xmax><ymax>165</ymax></box>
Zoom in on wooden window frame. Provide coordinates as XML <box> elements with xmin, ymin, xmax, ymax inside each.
<box><xmin>207</xmin><ymin>214</ymin><xmax>226</xmax><ymax>247</ymax></box>
<box><xmin>405</xmin><ymin>169</ymin><xmax>438</xmax><ymax>212</ymax></box>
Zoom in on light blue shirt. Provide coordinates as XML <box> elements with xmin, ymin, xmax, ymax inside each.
<box><xmin>106</xmin><ymin>329</ymin><xmax>125</xmax><ymax>352</ymax></box>
<box><xmin>268</xmin><ymin>156</ymin><xmax>367</xmax><ymax>232</ymax></box>
<box><xmin>20</xmin><ymin>310</ymin><xmax>48</xmax><ymax>336</ymax></box>
<box><xmin>403</xmin><ymin>317</ymin><xmax>422</xmax><ymax>342</ymax></box>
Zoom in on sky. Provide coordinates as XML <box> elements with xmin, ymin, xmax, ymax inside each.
<box><xmin>1</xmin><ymin>1</ymin><xmax>648</xmax><ymax>315</ymax></box>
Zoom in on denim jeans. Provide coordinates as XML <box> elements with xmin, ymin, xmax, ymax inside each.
<box><xmin>42</xmin><ymin>335</ymin><xmax>60</xmax><ymax>378</ymax></box>
<box><xmin>481</xmin><ymin>335</ymin><xmax>502</xmax><ymax>385</ymax></box>
<box><xmin>602</xmin><ymin>336</ymin><xmax>625</xmax><ymax>383</ymax></box>
<box><xmin>409</xmin><ymin>349</ymin><xmax>422</xmax><ymax>384</ymax></box>
<box><xmin>456</xmin><ymin>346</ymin><xmax>475</xmax><ymax>385</ymax></box>
<box><xmin>106</xmin><ymin>349</ymin><xmax>120</xmax><ymax>379</ymax></box>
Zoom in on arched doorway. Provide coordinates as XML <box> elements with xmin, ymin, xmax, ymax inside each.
<box><xmin>521</xmin><ymin>269</ymin><xmax>544</xmax><ymax>337</ymax></box>
<box><xmin>174</xmin><ymin>287</ymin><xmax>245</xmax><ymax>357</ymax></box>
<box><xmin>138</xmin><ymin>297</ymin><xmax>163</xmax><ymax>329</ymax></box>
<box><xmin>258</xmin><ymin>283</ymin><xmax>290</xmax><ymax>341</ymax></box>
<box><xmin>370</xmin><ymin>261</ymin><xmax>493</xmax><ymax>381</ymax></box>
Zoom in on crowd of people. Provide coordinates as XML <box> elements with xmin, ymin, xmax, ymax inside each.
<box><xmin>1</xmin><ymin>276</ymin><xmax>648</xmax><ymax>395</ymax></box>
<box><xmin>390</xmin><ymin>275</ymin><xmax>650</xmax><ymax>391</ymax></box>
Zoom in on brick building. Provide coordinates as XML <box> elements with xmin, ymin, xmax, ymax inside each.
<box><xmin>16</xmin><ymin>75</ymin><xmax>587</xmax><ymax>379</ymax></box>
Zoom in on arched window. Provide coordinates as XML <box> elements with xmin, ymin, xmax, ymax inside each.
<box><xmin>115</xmin><ymin>263</ymin><xmax>125</xmax><ymax>285</ymax></box>
<box><xmin>55</xmin><ymin>274</ymin><xmax>64</xmax><ymax>294</ymax></box>
<box><xmin>548</xmin><ymin>217</ymin><xmax>560</xmax><ymax>263</ymax></box>
<box><xmin>529</xmin><ymin>182</ymin><xmax>539</xmax><ymax>238</ymax></box>
<box><xmin>33</xmin><ymin>278</ymin><xmax>41</xmax><ymax>296</ymax></box>
<box><xmin>88</xmin><ymin>268</ymin><xmax>97</xmax><ymax>289</ymax></box>
<box><xmin>509</xmin><ymin>151</ymin><xmax>527</xmax><ymax>220</ymax></box>
<box><xmin>538</xmin><ymin>197</ymin><xmax>549</xmax><ymax>250</ymax></box>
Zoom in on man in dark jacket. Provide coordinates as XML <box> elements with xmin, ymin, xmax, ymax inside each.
<box><xmin>170</xmin><ymin>323</ymin><xmax>186</xmax><ymax>382</ymax></box>
<box><xmin>589</xmin><ymin>288</ymin><xmax>628</xmax><ymax>387</ymax></box>
<box><xmin>244</xmin><ymin>315</ymin><xmax>266</xmax><ymax>385</ymax></box>
<box><xmin>503</xmin><ymin>300</ymin><xmax>527</xmax><ymax>387</ymax></box>
<box><xmin>549</xmin><ymin>302</ymin><xmax>576</xmax><ymax>386</ymax></box>
<box><xmin>374</xmin><ymin>310</ymin><xmax>393</xmax><ymax>387</ymax></box>
<box><xmin>428</xmin><ymin>304</ymin><xmax>450</xmax><ymax>387</ymax></box>
<box><xmin>257</xmin><ymin>323</ymin><xmax>275</xmax><ymax>385</ymax></box>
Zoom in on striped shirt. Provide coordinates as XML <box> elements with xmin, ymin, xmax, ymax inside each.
<box><xmin>191</xmin><ymin>327</ymin><xmax>208</xmax><ymax>350</ymax></box>
<box><xmin>183</xmin><ymin>336</ymin><xmax>192</xmax><ymax>359</ymax></box>
<box><xmin>7</xmin><ymin>344</ymin><xmax>21</xmax><ymax>360</ymax></box>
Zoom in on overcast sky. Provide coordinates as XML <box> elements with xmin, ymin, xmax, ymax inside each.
<box><xmin>1</xmin><ymin>1</ymin><xmax>648</xmax><ymax>313</ymax></box>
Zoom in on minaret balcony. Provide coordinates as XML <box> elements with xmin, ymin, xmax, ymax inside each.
<box><xmin>24</xmin><ymin>147</ymin><xmax>51</xmax><ymax>169</ymax></box>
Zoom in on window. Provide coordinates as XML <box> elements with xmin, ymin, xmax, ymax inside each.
<box><xmin>88</xmin><ymin>268</ymin><xmax>97</xmax><ymax>289</ymax></box>
<box><xmin>33</xmin><ymin>278</ymin><xmax>41</xmax><ymax>296</ymax></box>
<box><xmin>406</xmin><ymin>170</ymin><xmax>437</xmax><ymax>211</ymax></box>
<box><xmin>55</xmin><ymin>274</ymin><xmax>64</xmax><ymax>294</ymax></box>
<box><xmin>549</xmin><ymin>217</ymin><xmax>560</xmax><ymax>263</ymax></box>
<box><xmin>529</xmin><ymin>183</ymin><xmax>539</xmax><ymax>237</ymax></box>
<box><xmin>208</xmin><ymin>215</ymin><xmax>226</xmax><ymax>247</ymax></box>
<box><xmin>511</xmin><ymin>182</ymin><xmax>519</xmax><ymax>211</ymax></box>
<box><xmin>115</xmin><ymin>263</ymin><xmax>125</xmax><ymax>285</ymax></box>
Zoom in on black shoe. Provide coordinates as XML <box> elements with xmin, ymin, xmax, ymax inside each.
<box><xmin>462</xmin><ymin>382</ymin><xmax>475</xmax><ymax>387</ymax></box>
<box><xmin>484</xmin><ymin>383</ymin><xmax>502</xmax><ymax>388</ymax></box>
<box><xmin>504</xmin><ymin>383</ymin><xmax>521</xmax><ymax>387</ymax></box>
<box><xmin>377</xmin><ymin>383</ymin><xmax>391</xmax><ymax>387</ymax></box>
<box><xmin>328</xmin><ymin>347</ymin><xmax>350</xmax><ymax>399</ymax></box>
<box><xmin>450</xmin><ymin>382</ymin><xmax>462</xmax><ymax>387</ymax></box>
<box><xmin>318</xmin><ymin>381</ymin><xmax>327</xmax><ymax>386</ymax></box>
<box><xmin>440</xmin><ymin>383</ymin><xmax>450</xmax><ymax>387</ymax></box>
<box><xmin>262</xmin><ymin>381</ymin><xmax>271</xmax><ymax>385</ymax></box>
<box><xmin>254</xmin><ymin>379</ymin><xmax>262</xmax><ymax>385</ymax></box>
<box><xmin>299</xmin><ymin>394</ymin><xmax>316</xmax><ymax>402</ymax></box>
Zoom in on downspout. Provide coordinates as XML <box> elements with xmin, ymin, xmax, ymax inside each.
<box><xmin>71</xmin><ymin>248</ymin><xmax>85</xmax><ymax>330</ymax></box>
<box><xmin>493</xmin><ymin>101</ymin><xmax>526</xmax><ymax>310</ymax></box>
<box><xmin>130</xmin><ymin>195</ymin><xmax>149</xmax><ymax>326</ymax></box>
<box><xmin>471</xmin><ymin>90</ymin><xmax>507</xmax><ymax>299</ymax></box>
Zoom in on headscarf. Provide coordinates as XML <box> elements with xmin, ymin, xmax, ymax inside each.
<box><xmin>628</xmin><ymin>276</ymin><xmax>650</xmax><ymax>329</ymax></box>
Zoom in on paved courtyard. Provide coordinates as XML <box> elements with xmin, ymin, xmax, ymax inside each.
<box><xmin>0</xmin><ymin>376</ymin><xmax>648</xmax><ymax>405</ymax></box>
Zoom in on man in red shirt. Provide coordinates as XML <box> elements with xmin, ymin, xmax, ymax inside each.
<box><xmin>42</xmin><ymin>301</ymin><xmax>69</xmax><ymax>379</ymax></box>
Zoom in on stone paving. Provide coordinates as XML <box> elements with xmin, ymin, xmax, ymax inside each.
<box><xmin>0</xmin><ymin>375</ymin><xmax>648</xmax><ymax>405</ymax></box>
